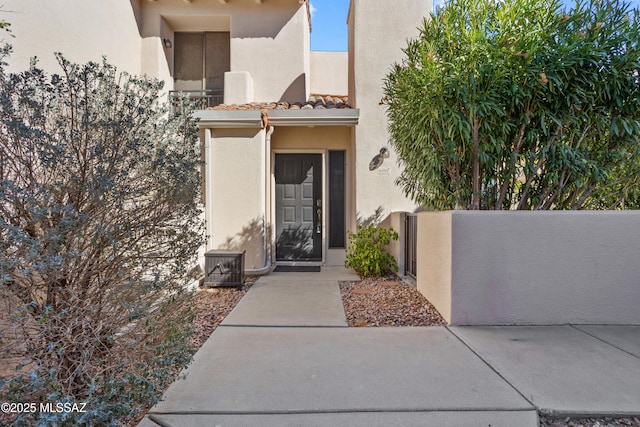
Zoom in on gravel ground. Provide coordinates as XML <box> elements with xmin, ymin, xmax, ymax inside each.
<box><xmin>539</xmin><ymin>416</ymin><xmax>640</xmax><ymax>427</ymax></box>
<box><xmin>128</xmin><ymin>279</ymin><xmax>254</xmax><ymax>426</ymax></box>
<box><xmin>190</xmin><ymin>278</ymin><xmax>255</xmax><ymax>349</ymax></box>
<box><xmin>339</xmin><ymin>278</ymin><xmax>446</xmax><ymax>327</ymax></box>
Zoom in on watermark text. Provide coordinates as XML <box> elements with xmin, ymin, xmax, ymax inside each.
<box><xmin>1</xmin><ymin>402</ymin><xmax>87</xmax><ymax>414</ymax></box>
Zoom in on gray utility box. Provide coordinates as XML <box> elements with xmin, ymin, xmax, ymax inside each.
<box><xmin>204</xmin><ymin>250</ymin><xmax>245</xmax><ymax>287</ymax></box>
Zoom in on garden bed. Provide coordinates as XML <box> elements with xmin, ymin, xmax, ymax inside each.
<box><xmin>340</xmin><ymin>278</ymin><xmax>446</xmax><ymax>327</ymax></box>
<box><xmin>190</xmin><ymin>281</ymin><xmax>254</xmax><ymax>348</ymax></box>
<box><xmin>539</xmin><ymin>415</ymin><xmax>640</xmax><ymax>427</ymax></box>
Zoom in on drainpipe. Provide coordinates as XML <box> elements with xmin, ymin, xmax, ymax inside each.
<box><xmin>202</xmin><ymin>128</ymin><xmax>214</xmax><ymax>268</ymax></box>
<box><xmin>245</xmin><ymin>124</ymin><xmax>274</xmax><ymax>275</ymax></box>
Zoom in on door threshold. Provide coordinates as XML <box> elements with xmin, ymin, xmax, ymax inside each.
<box><xmin>275</xmin><ymin>261</ymin><xmax>322</xmax><ymax>267</ymax></box>
<box><xmin>273</xmin><ymin>265</ymin><xmax>321</xmax><ymax>272</ymax></box>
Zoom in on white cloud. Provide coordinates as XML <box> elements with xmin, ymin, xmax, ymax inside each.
<box><xmin>309</xmin><ymin>1</ymin><xmax>318</xmax><ymax>18</ymax></box>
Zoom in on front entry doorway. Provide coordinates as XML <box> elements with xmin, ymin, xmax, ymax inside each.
<box><xmin>275</xmin><ymin>154</ymin><xmax>322</xmax><ymax>261</ymax></box>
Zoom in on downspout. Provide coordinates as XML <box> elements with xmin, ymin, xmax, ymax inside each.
<box><xmin>245</xmin><ymin>124</ymin><xmax>274</xmax><ymax>275</ymax></box>
<box><xmin>202</xmin><ymin>128</ymin><xmax>214</xmax><ymax>266</ymax></box>
<box><xmin>191</xmin><ymin>127</ymin><xmax>214</xmax><ymax>289</ymax></box>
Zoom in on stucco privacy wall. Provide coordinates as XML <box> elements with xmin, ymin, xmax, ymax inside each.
<box><xmin>141</xmin><ymin>0</ymin><xmax>310</xmax><ymax>103</ymax></box>
<box><xmin>207</xmin><ymin>128</ymin><xmax>267</xmax><ymax>270</ymax></box>
<box><xmin>310</xmin><ymin>51</ymin><xmax>348</xmax><ymax>96</ymax></box>
<box><xmin>416</xmin><ymin>212</ymin><xmax>452</xmax><ymax>321</ymax></box>
<box><xmin>380</xmin><ymin>212</ymin><xmax>408</xmax><ymax>277</ymax></box>
<box><xmin>2</xmin><ymin>0</ymin><xmax>142</xmax><ymax>74</ymax></box>
<box><xmin>417</xmin><ymin>211</ymin><xmax>640</xmax><ymax>325</ymax></box>
<box><xmin>348</xmin><ymin>0</ymin><xmax>431</xmax><ymax>221</ymax></box>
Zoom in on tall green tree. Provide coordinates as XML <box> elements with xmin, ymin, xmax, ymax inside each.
<box><xmin>0</xmin><ymin>48</ymin><xmax>204</xmax><ymax>425</ymax></box>
<box><xmin>384</xmin><ymin>0</ymin><xmax>640</xmax><ymax>210</ymax></box>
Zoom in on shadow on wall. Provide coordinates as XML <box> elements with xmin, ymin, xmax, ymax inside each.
<box><xmin>357</xmin><ymin>206</ymin><xmax>426</xmax><ymax>229</ymax></box>
<box><xmin>279</xmin><ymin>73</ymin><xmax>307</xmax><ymax>104</ymax></box>
<box><xmin>219</xmin><ymin>217</ymin><xmax>267</xmax><ymax>269</ymax></box>
<box><xmin>137</xmin><ymin>3</ymin><xmax>299</xmax><ymax>40</ymax></box>
<box><xmin>356</xmin><ymin>206</ymin><xmax>385</xmax><ymax>227</ymax></box>
<box><xmin>231</xmin><ymin>8</ymin><xmax>299</xmax><ymax>39</ymax></box>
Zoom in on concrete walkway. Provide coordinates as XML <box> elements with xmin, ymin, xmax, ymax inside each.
<box><xmin>140</xmin><ymin>268</ymin><xmax>640</xmax><ymax>427</ymax></box>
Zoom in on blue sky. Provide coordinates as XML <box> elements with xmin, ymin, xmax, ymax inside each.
<box><xmin>309</xmin><ymin>0</ymin><xmax>350</xmax><ymax>51</ymax></box>
<box><xmin>310</xmin><ymin>0</ymin><xmax>640</xmax><ymax>52</ymax></box>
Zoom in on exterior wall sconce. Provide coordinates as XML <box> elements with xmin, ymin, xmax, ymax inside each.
<box><xmin>163</xmin><ymin>38</ymin><xmax>172</xmax><ymax>48</ymax></box>
<box><xmin>369</xmin><ymin>147</ymin><xmax>390</xmax><ymax>171</ymax></box>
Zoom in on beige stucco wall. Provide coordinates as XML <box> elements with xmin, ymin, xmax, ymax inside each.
<box><xmin>271</xmin><ymin>125</ymin><xmax>352</xmax><ymax>151</ymax></box>
<box><xmin>348</xmin><ymin>0</ymin><xmax>431</xmax><ymax>222</ymax></box>
<box><xmin>310</xmin><ymin>51</ymin><xmax>348</xmax><ymax>95</ymax></box>
<box><xmin>2</xmin><ymin>0</ymin><xmax>142</xmax><ymax>74</ymax></box>
<box><xmin>417</xmin><ymin>211</ymin><xmax>640</xmax><ymax>325</ymax></box>
<box><xmin>141</xmin><ymin>0</ymin><xmax>310</xmax><ymax>103</ymax></box>
<box><xmin>5</xmin><ymin>0</ymin><xmax>310</xmax><ymax>101</ymax></box>
<box><xmin>416</xmin><ymin>212</ymin><xmax>452</xmax><ymax>322</ymax></box>
<box><xmin>380</xmin><ymin>211</ymin><xmax>407</xmax><ymax>276</ymax></box>
<box><xmin>206</xmin><ymin>128</ymin><xmax>267</xmax><ymax>270</ymax></box>
<box><xmin>271</xmin><ymin>125</ymin><xmax>355</xmax><ymax>266</ymax></box>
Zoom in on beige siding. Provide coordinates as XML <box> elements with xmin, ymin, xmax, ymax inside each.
<box><xmin>310</xmin><ymin>51</ymin><xmax>348</xmax><ymax>95</ymax></box>
<box><xmin>141</xmin><ymin>0</ymin><xmax>309</xmax><ymax>102</ymax></box>
<box><xmin>3</xmin><ymin>0</ymin><xmax>142</xmax><ymax>74</ymax></box>
<box><xmin>207</xmin><ymin>128</ymin><xmax>268</xmax><ymax>270</ymax></box>
<box><xmin>348</xmin><ymin>0</ymin><xmax>432</xmax><ymax>221</ymax></box>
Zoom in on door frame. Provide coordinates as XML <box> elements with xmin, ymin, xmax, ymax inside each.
<box><xmin>271</xmin><ymin>149</ymin><xmax>326</xmax><ymax>265</ymax></box>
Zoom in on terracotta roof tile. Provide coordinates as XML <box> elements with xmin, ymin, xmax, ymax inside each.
<box><xmin>209</xmin><ymin>94</ymin><xmax>351</xmax><ymax>111</ymax></box>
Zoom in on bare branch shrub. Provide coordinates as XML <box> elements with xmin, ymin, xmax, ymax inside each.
<box><xmin>0</xmin><ymin>46</ymin><xmax>204</xmax><ymax>425</ymax></box>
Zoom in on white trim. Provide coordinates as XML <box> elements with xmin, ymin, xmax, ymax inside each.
<box><xmin>194</xmin><ymin>109</ymin><xmax>359</xmax><ymax>129</ymax></box>
<box><xmin>268</xmin><ymin>109</ymin><xmax>359</xmax><ymax>126</ymax></box>
<box><xmin>194</xmin><ymin>110</ymin><xmax>263</xmax><ymax>128</ymax></box>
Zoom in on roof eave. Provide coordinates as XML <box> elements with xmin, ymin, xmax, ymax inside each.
<box><xmin>267</xmin><ymin>109</ymin><xmax>359</xmax><ymax>126</ymax></box>
<box><xmin>194</xmin><ymin>109</ymin><xmax>359</xmax><ymax>128</ymax></box>
<box><xmin>193</xmin><ymin>110</ymin><xmax>264</xmax><ymax>128</ymax></box>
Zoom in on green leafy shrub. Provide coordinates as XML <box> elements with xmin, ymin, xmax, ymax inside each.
<box><xmin>384</xmin><ymin>0</ymin><xmax>640</xmax><ymax>210</ymax></box>
<box><xmin>345</xmin><ymin>225</ymin><xmax>399</xmax><ymax>278</ymax></box>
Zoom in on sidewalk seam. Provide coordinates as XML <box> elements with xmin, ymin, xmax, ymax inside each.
<box><xmin>570</xmin><ymin>325</ymin><xmax>640</xmax><ymax>361</ymax></box>
<box><xmin>219</xmin><ymin>324</ymin><xmax>349</xmax><ymax>328</ymax></box>
<box><xmin>146</xmin><ymin>415</ymin><xmax>169</xmax><ymax>427</ymax></box>
<box><xmin>149</xmin><ymin>408</ymin><xmax>538</xmax><ymax>416</ymax></box>
<box><xmin>445</xmin><ymin>327</ymin><xmax>537</xmax><ymax>409</ymax></box>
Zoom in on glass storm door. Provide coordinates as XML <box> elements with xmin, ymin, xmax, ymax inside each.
<box><xmin>275</xmin><ymin>154</ymin><xmax>322</xmax><ymax>261</ymax></box>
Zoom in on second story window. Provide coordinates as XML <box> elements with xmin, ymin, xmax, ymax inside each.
<box><xmin>174</xmin><ymin>32</ymin><xmax>230</xmax><ymax>108</ymax></box>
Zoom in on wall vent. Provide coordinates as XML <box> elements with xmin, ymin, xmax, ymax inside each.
<box><xmin>204</xmin><ymin>250</ymin><xmax>245</xmax><ymax>287</ymax></box>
